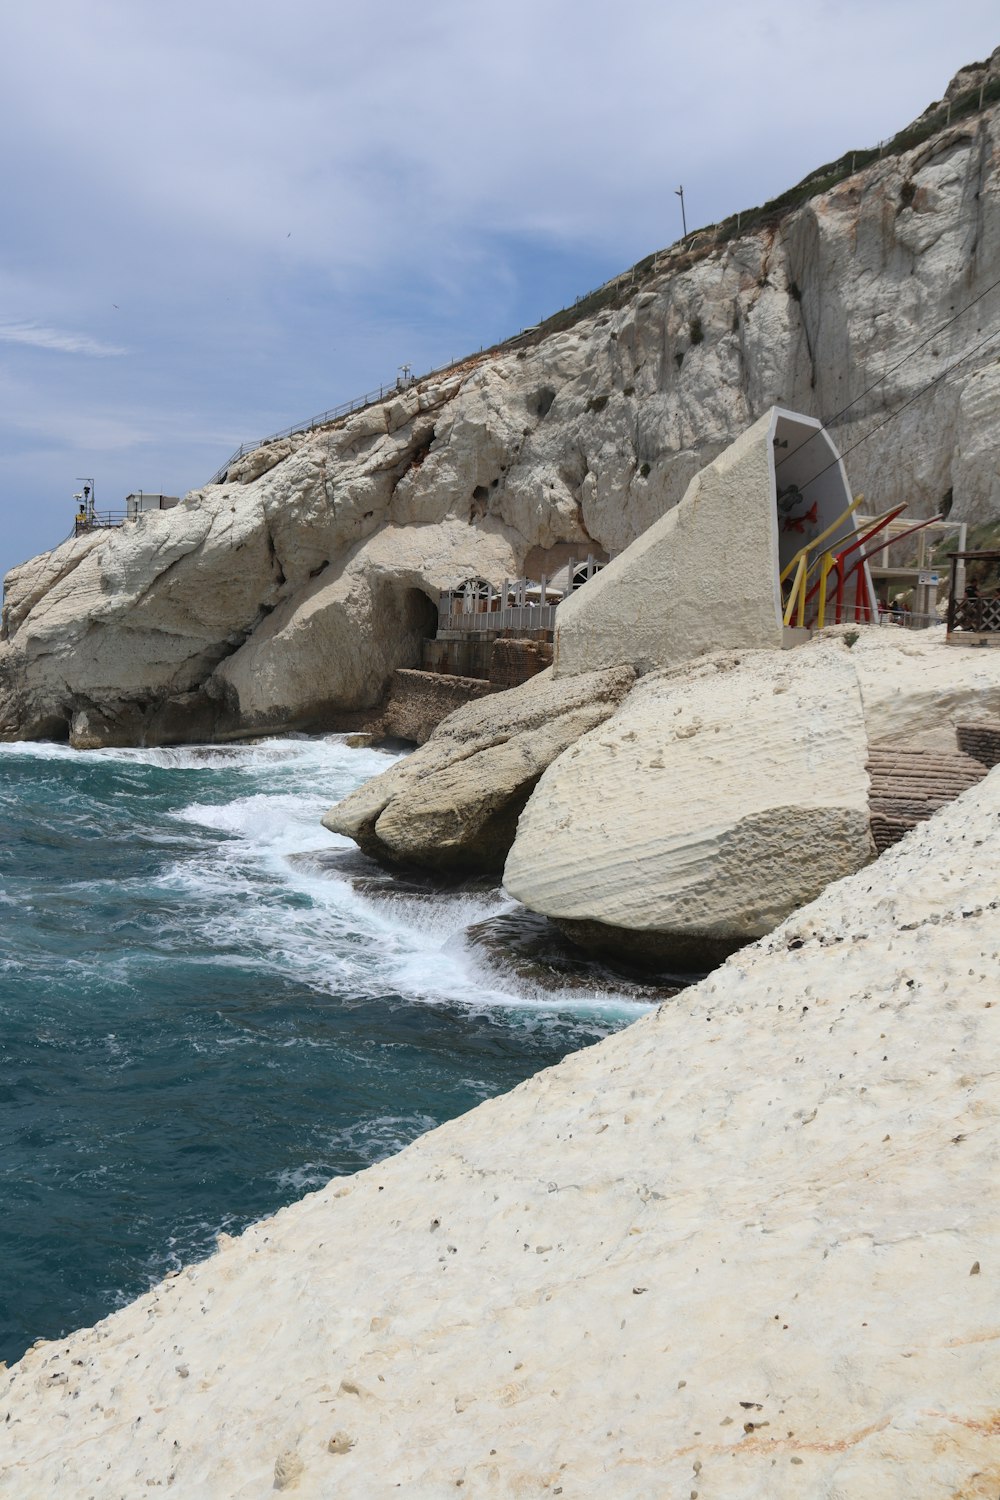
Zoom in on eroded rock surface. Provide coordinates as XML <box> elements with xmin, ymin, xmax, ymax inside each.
<box><xmin>506</xmin><ymin>641</ymin><xmax>873</xmax><ymax>967</ymax></box>
<box><xmin>322</xmin><ymin>665</ymin><xmax>634</xmax><ymax>873</ymax></box>
<box><xmin>3</xmin><ymin>65</ymin><xmax>1000</xmax><ymax>744</ymax></box>
<box><xmin>504</xmin><ymin>630</ymin><xmax>1000</xmax><ymax>967</ymax></box>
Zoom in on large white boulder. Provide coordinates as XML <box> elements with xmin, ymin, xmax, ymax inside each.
<box><xmin>323</xmin><ymin>665</ymin><xmax>635</xmax><ymax>872</ymax></box>
<box><xmin>504</xmin><ymin>630</ymin><xmax>1000</xmax><ymax>967</ymax></box>
<box><xmin>506</xmin><ymin>641</ymin><xmax>872</xmax><ymax>967</ymax></box>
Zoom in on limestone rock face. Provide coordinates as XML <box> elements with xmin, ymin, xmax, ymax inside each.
<box><xmin>211</xmin><ymin>521</ymin><xmax>518</xmax><ymax>728</ymax></box>
<box><xmin>3</xmin><ymin>73</ymin><xmax>1000</xmax><ymax>744</ymax></box>
<box><xmin>506</xmin><ymin>642</ymin><xmax>873</xmax><ymax>967</ymax></box>
<box><xmin>504</xmin><ymin>630</ymin><xmax>1000</xmax><ymax>967</ymax></box>
<box><xmin>322</xmin><ymin>665</ymin><xmax>635</xmax><ymax>873</ymax></box>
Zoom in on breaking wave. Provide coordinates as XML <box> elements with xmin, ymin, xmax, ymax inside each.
<box><xmin>0</xmin><ymin>732</ymin><xmax>663</xmax><ymax>1367</ymax></box>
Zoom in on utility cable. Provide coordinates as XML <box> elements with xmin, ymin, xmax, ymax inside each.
<box><xmin>775</xmin><ymin>272</ymin><xmax>1000</xmax><ymax>473</ymax></box>
<box><xmin>795</xmin><ymin>323</ymin><xmax>1000</xmax><ymax>498</ymax></box>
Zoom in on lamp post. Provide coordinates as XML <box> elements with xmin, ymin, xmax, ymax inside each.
<box><xmin>675</xmin><ymin>186</ymin><xmax>687</xmax><ymax>240</ymax></box>
<box><xmin>76</xmin><ymin>477</ymin><xmax>96</xmax><ymax>526</ymax></box>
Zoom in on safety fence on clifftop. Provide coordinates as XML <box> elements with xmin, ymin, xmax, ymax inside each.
<box><xmin>207</xmin><ymin>377</ymin><xmax>432</xmax><ymax>485</ymax></box>
<box><xmin>74</xmin><ymin>510</ymin><xmax>128</xmax><ymax>535</ymax></box>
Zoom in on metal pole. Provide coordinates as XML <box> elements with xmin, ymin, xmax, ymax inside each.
<box><xmin>675</xmin><ymin>186</ymin><xmax>687</xmax><ymax>239</ymax></box>
<box><xmin>956</xmin><ymin>523</ymin><xmax>967</xmax><ymax>599</ymax></box>
<box><xmin>77</xmin><ymin>477</ymin><xmax>95</xmax><ymax>526</ymax></box>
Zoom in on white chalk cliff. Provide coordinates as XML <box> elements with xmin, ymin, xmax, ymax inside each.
<box><xmin>2</xmin><ymin>51</ymin><xmax>1000</xmax><ymax>745</ymax></box>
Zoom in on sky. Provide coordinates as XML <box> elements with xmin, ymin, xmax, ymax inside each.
<box><xmin>0</xmin><ymin>0</ymin><xmax>997</xmax><ymax>582</ymax></box>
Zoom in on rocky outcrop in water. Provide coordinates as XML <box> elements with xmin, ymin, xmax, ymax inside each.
<box><xmin>327</xmin><ymin>629</ymin><xmax>1000</xmax><ymax>965</ymax></box>
<box><xmin>504</xmin><ymin>631</ymin><xmax>1000</xmax><ymax>967</ymax></box>
<box><xmin>322</xmin><ymin>665</ymin><xmax>635</xmax><ymax>873</ymax></box>
<box><xmin>2</xmin><ymin>55</ymin><xmax>1000</xmax><ymax>745</ymax></box>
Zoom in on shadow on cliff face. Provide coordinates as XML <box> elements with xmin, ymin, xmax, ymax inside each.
<box><xmin>393</xmin><ymin>584</ymin><xmax>439</xmax><ymax>650</ymax></box>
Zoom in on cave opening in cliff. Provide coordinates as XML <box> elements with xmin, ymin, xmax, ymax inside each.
<box><xmin>398</xmin><ymin>587</ymin><xmax>440</xmax><ymax>664</ymax></box>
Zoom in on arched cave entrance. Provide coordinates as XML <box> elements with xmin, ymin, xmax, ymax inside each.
<box><xmin>395</xmin><ymin>586</ymin><xmax>440</xmax><ymax>670</ymax></box>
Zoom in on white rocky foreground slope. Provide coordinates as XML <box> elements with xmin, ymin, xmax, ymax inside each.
<box><xmin>3</xmin><ymin>772</ymin><xmax>998</xmax><ymax>1498</ymax></box>
<box><xmin>2</xmin><ymin>53</ymin><xmax>1000</xmax><ymax>744</ymax></box>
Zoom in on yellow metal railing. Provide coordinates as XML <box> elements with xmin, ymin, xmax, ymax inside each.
<box><xmin>780</xmin><ymin>495</ymin><xmax>865</xmax><ymax>628</ymax></box>
<box><xmin>815</xmin><ymin>553</ymin><xmax>837</xmax><ymax>630</ymax></box>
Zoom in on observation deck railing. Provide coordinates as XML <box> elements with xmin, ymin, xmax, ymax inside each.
<box><xmin>946</xmin><ymin>551</ymin><xmax>1000</xmax><ymax>640</ymax></box>
<box><xmin>437</xmin><ymin>557</ymin><xmax>603</xmax><ymax>637</ymax></box>
<box><xmin>74</xmin><ymin>510</ymin><xmax>128</xmax><ymax>535</ymax></box>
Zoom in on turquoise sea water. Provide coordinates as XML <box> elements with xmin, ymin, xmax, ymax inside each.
<box><xmin>0</xmin><ymin>736</ymin><xmax>655</xmax><ymax>1367</ymax></box>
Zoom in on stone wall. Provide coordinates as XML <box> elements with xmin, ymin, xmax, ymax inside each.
<box><xmin>957</xmin><ymin>718</ymin><xmax>1000</xmax><ymax>768</ymax></box>
<box><xmin>487</xmin><ymin>638</ymin><xmax>553</xmax><ymax>688</ymax></box>
<box><xmin>380</xmin><ymin>669</ymin><xmax>493</xmax><ymax>745</ymax></box>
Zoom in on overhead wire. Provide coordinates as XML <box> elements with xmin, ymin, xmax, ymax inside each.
<box><xmin>775</xmin><ymin>271</ymin><xmax>1000</xmax><ymax>474</ymax></box>
<box><xmin>794</xmin><ymin>322</ymin><xmax>1000</xmax><ymax>499</ymax></box>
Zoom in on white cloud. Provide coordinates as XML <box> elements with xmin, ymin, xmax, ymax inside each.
<box><xmin>0</xmin><ymin>323</ymin><xmax>127</xmax><ymax>357</ymax></box>
<box><xmin>3</xmin><ymin>0</ymin><xmax>998</xmax><ymax>284</ymax></box>
<box><xmin>0</xmin><ymin>0</ymin><xmax>997</xmax><ymax>580</ymax></box>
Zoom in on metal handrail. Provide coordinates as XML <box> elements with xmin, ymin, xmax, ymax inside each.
<box><xmin>439</xmin><ymin>604</ymin><xmax>558</xmax><ymax>634</ymax></box>
<box><xmin>74</xmin><ymin>510</ymin><xmax>128</xmax><ymax>535</ymax></box>
<box><xmin>781</xmin><ymin>495</ymin><xmax>866</xmax><ymax>626</ymax></box>
<box><xmin>206</xmin><ymin>354</ymin><xmax>491</xmax><ymax>486</ymax></box>
<box><xmin>815</xmin><ymin>505</ymin><xmax>908</xmax><ymax>627</ymax></box>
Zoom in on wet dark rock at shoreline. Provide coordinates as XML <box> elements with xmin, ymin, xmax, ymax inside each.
<box><xmin>287</xmin><ymin>846</ymin><xmax>501</xmax><ymax>900</ymax></box>
<box><xmin>464</xmin><ymin>908</ymin><xmax>696</xmax><ymax>1002</ymax></box>
<box><xmin>289</xmin><ymin>848</ymin><xmax>694</xmax><ymax>1000</ymax></box>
